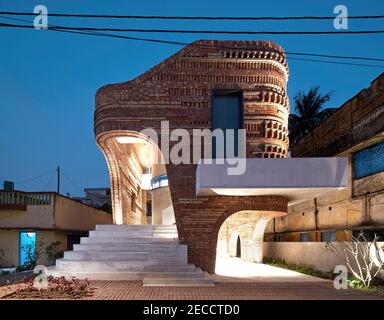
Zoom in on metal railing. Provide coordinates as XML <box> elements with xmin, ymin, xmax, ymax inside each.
<box><xmin>0</xmin><ymin>191</ymin><xmax>53</xmax><ymax>206</ymax></box>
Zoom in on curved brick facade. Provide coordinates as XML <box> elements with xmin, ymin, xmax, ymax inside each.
<box><xmin>95</xmin><ymin>40</ymin><xmax>290</xmax><ymax>272</ymax></box>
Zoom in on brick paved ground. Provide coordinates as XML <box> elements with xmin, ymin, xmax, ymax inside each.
<box><xmin>1</xmin><ymin>259</ymin><xmax>382</xmax><ymax>300</ymax></box>
<box><xmin>85</xmin><ymin>259</ymin><xmax>381</xmax><ymax>300</ymax></box>
<box><xmin>86</xmin><ymin>278</ymin><xmax>379</xmax><ymax>300</ymax></box>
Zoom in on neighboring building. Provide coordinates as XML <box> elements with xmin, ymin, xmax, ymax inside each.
<box><xmin>0</xmin><ymin>190</ymin><xmax>112</xmax><ymax>267</ymax></box>
<box><xmin>264</xmin><ymin>73</ymin><xmax>384</xmax><ymax>271</ymax></box>
<box><xmin>73</xmin><ymin>188</ymin><xmax>112</xmax><ymax>213</ymax></box>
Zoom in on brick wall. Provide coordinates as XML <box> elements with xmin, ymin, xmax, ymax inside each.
<box><xmin>95</xmin><ymin>40</ymin><xmax>290</xmax><ymax>272</ymax></box>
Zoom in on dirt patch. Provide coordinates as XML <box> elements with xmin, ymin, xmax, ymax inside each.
<box><xmin>3</xmin><ymin>276</ymin><xmax>93</xmax><ymax>300</ymax></box>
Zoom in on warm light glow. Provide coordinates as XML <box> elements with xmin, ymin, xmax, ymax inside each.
<box><xmin>215</xmin><ymin>257</ymin><xmax>312</xmax><ymax>279</ymax></box>
<box><xmin>116</xmin><ymin>136</ymin><xmax>144</xmax><ymax>144</ymax></box>
<box><xmin>141</xmin><ymin>168</ymin><xmax>152</xmax><ymax>190</ymax></box>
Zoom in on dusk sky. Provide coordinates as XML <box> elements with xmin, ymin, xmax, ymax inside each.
<box><xmin>1</xmin><ymin>0</ymin><xmax>383</xmax><ymax>196</ymax></box>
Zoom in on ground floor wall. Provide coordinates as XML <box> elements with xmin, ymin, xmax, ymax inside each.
<box><xmin>265</xmin><ymin>175</ymin><xmax>384</xmax><ymax>239</ymax></box>
<box><xmin>263</xmin><ymin>241</ymin><xmax>384</xmax><ymax>272</ymax></box>
<box><xmin>0</xmin><ymin>229</ymin><xmax>78</xmax><ymax>268</ymax></box>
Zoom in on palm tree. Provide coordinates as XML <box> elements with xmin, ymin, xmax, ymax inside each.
<box><xmin>289</xmin><ymin>86</ymin><xmax>334</xmax><ymax>145</ymax></box>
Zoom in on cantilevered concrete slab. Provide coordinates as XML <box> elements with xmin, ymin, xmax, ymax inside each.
<box><xmin>196</xmin><ymin>158</ymin><xmax>349</xmax><ymax>205</ymax></box>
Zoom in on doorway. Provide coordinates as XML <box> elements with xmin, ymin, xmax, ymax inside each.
<box><xmin>19</xmin><ymin>231</ymin><xmax>36</xmax><ymax>266</ymax></box>
<box><xmin>236</xmin><ymin>236</ymin><xmax>241</xmax><ymax>258</ymax></box>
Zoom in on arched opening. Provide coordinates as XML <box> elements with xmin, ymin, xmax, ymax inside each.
<box><xmin>96</xmin><ymin>130</ymin><xmax>175</xmax><ymax>225</ymax></box>
<box><xmin>215</xmin><ymin>210</ymin><xmax>285</xmax><ymax>276</ymax></box>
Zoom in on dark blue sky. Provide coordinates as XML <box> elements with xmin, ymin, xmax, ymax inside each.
<box><xmin>0</xmin><ymin>0</ymin><xmax>383</xmax><ymax>196</ymax></box>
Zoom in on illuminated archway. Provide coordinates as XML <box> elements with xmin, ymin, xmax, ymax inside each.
<box><xmin>96</xmin><ymin>130</ymin><xmax>174</xmax><ymax>225</ymax></box>
<box><xmin>215</xmin><ymin>210</ymin><xmax>284</xmax><ymax>274</ymax></box>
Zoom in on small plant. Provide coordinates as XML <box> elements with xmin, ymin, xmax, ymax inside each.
<box><xmin>20</xmin><ymin>239</ymin><xmax>45</xmax><ymax>270</ymax></box>
<box><xmin>326</xmin><ymin>232</ymin><xmax>383</xmax><ymax>288</ymax></box>
<box><xmin>263</xmin><ymin>257</ymin><xmax>332</xmax><ymax>279</ymax></box>
<box><xmin>45</xmin><ymin>241</ymin><xmax>63</xmax><ymax>264</ymax></box>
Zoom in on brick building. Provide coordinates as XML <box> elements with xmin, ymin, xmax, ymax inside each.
<box><xmin>94</xmin><ymin>40</ymin><xmax>293</xmax><ymax>272</ymax></box>
<box><xmin>49</xmin><ymin>40</ymin><xmax>348</xmax><ymax>282</ymax></box>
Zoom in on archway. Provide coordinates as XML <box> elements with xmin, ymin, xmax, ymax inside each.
<box><xmin>96</xmin><ymin>130</ymin><xmax>175</xmax><ymax>225</ymax></box>
<box><xmin>215</xmin><ymin>210</ymin><xmax>283</xmax><ymax>275</ymax></box>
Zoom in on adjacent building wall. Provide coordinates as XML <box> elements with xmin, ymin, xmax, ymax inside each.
<box><xmin>264</xmin><ymin>241</ymin><xmax>384</xmax><ymax>272</ymax></box>
<box><xmin>0</xmin><ymin>192</ymin><xmax>112</xmax><ymax>267</ymax></box>
<box><xmin>264</xmin><ymin>74</ymin><xmax>384</xmax><ymax>269</ymax></box>
<box><xmin>0</xmin><ymin>230</ymin><xmax>68</xmax><ymax>268</ymax></box>
<box><xmin>54</xmin><ymin>195</ymin><xmax>112</xmax><ymax>231</ymax></box>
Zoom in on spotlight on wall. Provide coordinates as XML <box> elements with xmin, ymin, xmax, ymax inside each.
<box><xmin>141</xmin><ymin>168</ymin><xmax>152</xmax><ymax>190</ymax></box>
<box><xmin>116</xmin><ymin>136</ymin><xmax>143</xmax><ymax>144</ymax></box>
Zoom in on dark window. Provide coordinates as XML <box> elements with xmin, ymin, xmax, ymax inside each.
<box><xmin>321</xmin><ymin>231</ymin><xmax>336</xmax><ymax>242</ymax></box>
<box><xmin>211</xmin><ymin>90</ymin><xmax>243</xmax><ymax>158</ymax></box>
<box><xmin>300</xmin><ymin>233</ymin><xmax>312</xmax><ymax>242</ymax></box>
<box><xmin>354</xmin><ymin>141</ymin><xmax>384</xmax><ymax>179</ymax></box>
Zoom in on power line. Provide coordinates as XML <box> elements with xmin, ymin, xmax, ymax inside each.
<box><xmin>42</xmin><ymin>171</ymin><xmax>56</xmax><ymax>191</ymax></box>
<box><xmin>13</xmin><ymin>169</ymin><xmax>56</xmax><ymax>184</ymax></box>
<box><xmin>61</xmin><ymin>170</ymin><xmax>83</xmax><ymax>192</ymax></box>
<box><xmin>1</xmin><ymin>11</ymin><xmax>384</xmax><ymax>20</ymax></box>
<box><xmin>1</xmin><ymin>22</ymin><xmax>384</xmax><ymax>35</ymax></box>
<box><xmin>1</xmin><ymin>18</ymin><xmax>384</xmax><ymax>68</ymax></box>
<box><xmin>2</xmin><ymin>15</ymin><xmax>384</xmax><ymax>62</ymax></box>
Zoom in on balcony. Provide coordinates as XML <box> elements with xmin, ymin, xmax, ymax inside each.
<box><xmin>196</xmin><ymin>157</ymin><xmax>349</xmax><ymax>205</ymax></box>
<box><xmin>0</xmin><ymin>191</ymin><xmax>53</xmax><ymax>210</ymax></box>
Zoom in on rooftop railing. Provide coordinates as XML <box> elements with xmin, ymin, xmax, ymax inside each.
<box><xmin>0</xmin><ymin>191</ymin><xmax>53</xmax><ymax>206</ymax></box>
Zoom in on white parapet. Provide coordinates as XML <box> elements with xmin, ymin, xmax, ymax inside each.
<box><xmin>196</xmin><ymin>157</ymin><xmax>349</xmax><ymax>205</ymax></box>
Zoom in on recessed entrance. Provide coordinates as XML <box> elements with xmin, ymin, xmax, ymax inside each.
<box><xmin>236</xmin><ymin>236</ymin><xmax>241</xmax><ymax>258</ymax></box>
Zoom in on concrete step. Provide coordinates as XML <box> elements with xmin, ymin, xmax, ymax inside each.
<box><xmin>50</xmin><ymin>224</ymin><xmax>214</xmax><ymax>286</ymax></box>
<box><xmin>96</xmin><ymin>224</ymin><xmax>177</xmax><ymax>231</ymax></box>
<box><xmin>55</xmin><ymin>259</ymin><xmax>150</xmax><ymax>272</ymax></box>
<box><xmin>143</xmin><ymin>265</ymin><xmax>197</xmax><ymax>272</ymax></box>
<box><xmin>47</xmin><ymin>269</ymin><xmax>144</xmax><ymax>280</ymax></box>
<box><xmin>143</xmin><ymin>271</ymin><xmax>204</xmax><ymax>279</ymax></box>
<box><xmin>47</xmin><ymin>269</ymin><xmax>206</xmax><ymax>281</ymax></box>
<box><xmin>73</xmin><ymin>243</ymin><xmax>187</xmax><ymax>253</ymax></box>
<box><xmin>55</xmin><ymin>259</ymin><xmax>196</xmax><ymax>272</ymax></box>
<box><xmin>142</xmin><ymin>277</ymin><xmax>215</xmax><ymax>287</ymax></box>
<box><xmin>80</xmin><ymin>237</ymin><xmax>179</xmax><ymax>244</ymax></box>
<box><xmin>64</xmin><ymin>251</ymin><xmax>187</xmax><ymax>262</ymax></box>
<box><xmin>89</xmin><ymin>230</ymin><xmax>178</xmax><ymax>239</ymax></box>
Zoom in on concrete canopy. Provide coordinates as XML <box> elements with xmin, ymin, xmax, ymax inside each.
<box><xmin>196</xmin><ymin>157</ymin><xmax>349</xmax><ymax>205</ymax></box>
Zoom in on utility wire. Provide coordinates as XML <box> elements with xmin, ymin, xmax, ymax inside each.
<box><xmin>61</xmin><ymin>170</ymin><xmax>83</xmax><ymax>192</ymax></box>
<box><xmin>1</xmin><ymin>11</ymin><xmax>384</xmax><ymax>20</ymax></box>
<box><xmin>1</xmin><ymin>22</ymin><xmax>384</xmax><ymax>35</ymax></box>
<box><xmin>1</xmin><ymin>15</ymin><xmax>384</xmax><ymax>62</ymax></box>
<box><xmin>1</xmin><ymin>17</ymin><xmax>384</xmax><ymax>68</ymax></box>
<box><xmin>14</xmin><ymin>169</ymin><xmax>56</xmax><ymax>184</ymax></box>
<box><xmin>42</xmin><ymin>171</ymin><xmax>56</xmax><ymax>191</ymax></box>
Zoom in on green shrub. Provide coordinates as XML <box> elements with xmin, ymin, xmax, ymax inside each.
<box><xmin>45</xmin><ymin>241</ymin><xmax>63</xmax><ymax>264</ymax></box>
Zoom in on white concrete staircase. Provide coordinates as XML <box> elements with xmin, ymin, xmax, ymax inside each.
<box><xmin>47</xmin><ymin>224</ymin><xmax>214</xmax><ymax>286</ymax></box>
